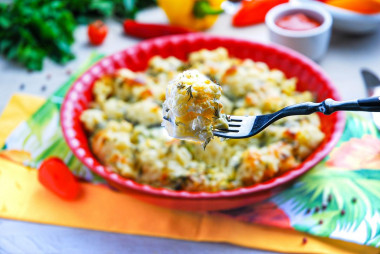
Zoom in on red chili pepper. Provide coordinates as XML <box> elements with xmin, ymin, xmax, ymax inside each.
<box><xmin>38</xmin><ymin>157</ymin><xmax>80</xmax><ymax>200</ymax></box>
<box><xmin>232</xmin><ymin>0</ymin><xmax>288</xmax><ymax>27</ymax></box>
<box><xmin>123</xmin><ymin>20</ymin><xmax>195</xmax><ymax>39</ymax></box>
<box><xmin>88</xmin><ymin>20</ymin><xmax>108</xmax><ymax>45</ymax></box>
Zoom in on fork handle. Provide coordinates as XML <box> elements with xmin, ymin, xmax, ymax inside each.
<box><xmin>319</xmin><ymin>97</ymin><xmax>380</xmax><ymax>114</ymax></box>
<box><xmin>279</xmin><ymin>96</ymin><xmax>380</xmax><ymax>117</ymax></box>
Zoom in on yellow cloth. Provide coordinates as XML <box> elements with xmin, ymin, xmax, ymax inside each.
<box><xmin>0</xmin><ymin>94</ymin><xmax>45</xmax><ymax>146</ymax></box>
<box><xmin>0</xmin><ymin>94</ymin><xmax>377</xmax><ymax>254</ymax></box>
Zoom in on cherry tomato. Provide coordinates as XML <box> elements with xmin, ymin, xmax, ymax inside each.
<box><xmin>88</xmin><ymin>20</ymin><xmax>108</xmax><ymax>45</ymax></box>
<box><xmin>38</xmin><ymin>157</ymin><xmax>80</xmax><ymax>200</ymax></box>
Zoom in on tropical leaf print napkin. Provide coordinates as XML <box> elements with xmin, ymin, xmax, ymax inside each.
<box><xmin>1</xmin><ymin>53</ymin><xmax>379</xmax><ymax>247</ymax></box>
<box><xmin>219</xmin><ymin>116</ymin><xmax>380</xmax><ymax>247</ymax></box>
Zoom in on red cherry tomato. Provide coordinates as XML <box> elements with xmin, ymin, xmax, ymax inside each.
<box><xmin>38</xmin><ymin>157</ymin><xmax>80</xmax><ymax>200</ymax></box>
<box><xmin>88</xmin><ymin>20</ymin><xmax>108</xmax><ymax>45</ymax></box>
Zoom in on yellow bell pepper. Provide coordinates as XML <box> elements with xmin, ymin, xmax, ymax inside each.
<box><xmin>158</xmin><ymin>0</ymin><xmax>224</xmax><ymax>31</ymax></box>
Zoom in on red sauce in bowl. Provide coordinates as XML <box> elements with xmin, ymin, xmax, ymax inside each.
<box><xmin>276</xmin><ymin>13</ymin><xmax>321</xmax><ymax>31</ymax></box>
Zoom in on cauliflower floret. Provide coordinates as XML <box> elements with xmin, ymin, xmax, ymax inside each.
<box><xmin>221</xmin><ymin>60</ymin><xmax>268</xmax><ymax>98</ymax></box>
<box><xmin>113</xmin><ymin>69</ymin><xmax>148</xmax><ymax>102</ymax></box>
<box><xmin>102</xmin><ymin>98</ymin><xmax>128</xmax><ymax>120</ymax></box>
<box><xmin>80</xmin><ymin>109</ymin><xmax>106</xmax><ymax>132</ymax></box>
<box><xmin>162</xmin><ymin>70</ymin><xmax>228</xmax><ymax>148</ymax></box>
<box><xmin>125</xmin><ymin>99</ymin><xmax>162</xmax><ymax>126</ymax></box>
<box><xmin>91</xmin><ymin>121</ymin><xmax>136</xmax><ymax>178</ymax></box>
<box><xmin>93</xmin><ymin>75</ymin><xmax>114</xmax><ymax>105</ymax></box>
<box><xmin>188</xmin><ymin>47</ymin><xmax>236</xmax><ymax>81</ymax></box>
<box><xmin>220</xmin><ymin>95</ymin><xmax>233</xmax><ymax>114</ymax></box>
<box><xmin>148</xmin><ymin>56</ymin><xmax>183</xmax><ymax>74</ymax></box>
<box><xmin>295</xmin><ymin>124</ymin><xmax>325</xmax><ymax>159</ymax></box>
<box><xmin>236</xmin><ymin>142</ymin><xmax>296</xmax><ymax>185</ymax></box>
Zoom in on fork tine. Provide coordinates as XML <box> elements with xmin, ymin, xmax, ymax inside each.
<box><xmin>228</xmin><ymin>124</ymin><xmax>241</xmax><ymax>127</ymax></box>
<box><xmin>225</xmin><ymin>126</ymin><xmax>240</xmax><ymax>131</ymax></box>
<box><xmin>216</xmin><ymin>125</ymin><xmax>241</xmax><ymax>131</ymax></box>
<box><xmin>214</xmin><ymin>130</ymin><xmax>243</xmax><ymax>138</ymax></box>
<box><xmin>225</xmin><ymin>129</ymin><xmax>240</xmax><ymax>132</ymax></box>
<box><xmin>229</xmin><ymin>118</ymin><xmax>243</xmax><ymax>122</ymax></box>
<box><xmin>215</xmin><ymin>128</ymin><xmax>241</xmax><ymax>132</ymax></box>
<box><xmin>227</xmin><ymin>115</ymin><xmax>244</xmax><ymax>122</ymax></box>
<box><xmin>213</xmin><ymin>115</ymin><xmax>256</xmax><ymax>139</ymax></box>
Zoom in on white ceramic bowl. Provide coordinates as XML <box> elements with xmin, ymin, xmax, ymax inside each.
<box><xmin>295</xmin><ymin>0</ymin><xmax>380</xmax><ymax>34</ymax></box>
<box><xmin>266</xmin><ymin>2</ymin><xmax>332</xmax><ymax>61</ymax></box>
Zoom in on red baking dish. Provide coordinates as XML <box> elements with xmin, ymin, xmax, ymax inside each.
<box><xmin>61</xmin><ymin>34</ymin><xmax>345</xmax><ymax>211</ymax></box>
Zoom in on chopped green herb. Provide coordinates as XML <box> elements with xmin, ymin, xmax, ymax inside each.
<box><xmin>233</xmin><ymin>162</ymin><xmax>241</xmax><ymax>171</ymax></box>
<box><xmin>177</xmin><ymin>63</ymin><xmax>191</xmax><ymax>72</ymax></box>
<box><xmin>207</xmin><ymin>75</ymin><xmax>221</xmax><ymax>86</ymax></box>
<box><xmin>213</xmin><ymin>104</ymin><xmax>221</xmax><ymax>120</ymax></box>
<box><xmin>177</xmin><ymin>83</ymin><xmax>185</xmax><ymax>89</ymax></box>
<box><xmin>165</xmin><ymin>145</ymin><xmax>174</xmax><ymax>155</ymax></box>
<box><xmin>186</xmin><ymin>85</ymin><xmax>193</xmax><ymax>101</ymax></box>
<box><xmin>203</xmin><ymin>137</ymin><xmax>211</xmax><ymax>150</ymax></box>
<box><xmin>175</xmin><ymin>120</ymin><xmax>185</xmax><ymax>126</ymax></box>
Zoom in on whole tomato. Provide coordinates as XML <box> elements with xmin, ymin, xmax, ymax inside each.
<box><xmin>88</xmin><ymin>20</ymin><xmax>108</xmax><ymax>45</ymax></box>
<box><xmin>38</xmin><ymin>157</ymin><xmax>81</xmax><ymax>200</ymax></box>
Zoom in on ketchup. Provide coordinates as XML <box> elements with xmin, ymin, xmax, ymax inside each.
<box><xmin>276</xmin><ymin>13</ymin><xmax>321</xmax><ymax>31</ymax></box>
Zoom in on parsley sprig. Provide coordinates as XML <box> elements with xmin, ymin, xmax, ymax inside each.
<box><xmin>177</xmin><ymin>82</ymin><xmax>185</xmax><ymax>90</ymax></box>
<box><xmin>0</xmin><ymin>0</ymin><xmax>155</xmax><ymax>71</ymax></box>
<box><xmin>186</xmin><ymin>85</ymin><xmax>193</xmax><ymax>101</ymax></box>
<box><xmin>213</xmin><ymin>104</ymin><xmax>221</xmax><ymax>120</ymax></box>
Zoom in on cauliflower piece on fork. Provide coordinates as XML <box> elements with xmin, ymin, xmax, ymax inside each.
<box><xmin>162</xmin><ymin>70</ymin><xmax>228</xmax><ymax>148</ymax></box>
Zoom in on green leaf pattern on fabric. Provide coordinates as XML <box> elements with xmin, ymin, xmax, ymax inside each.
<box><xmin>272</xmin><ymin>113</ymin><xmax>380</xmax><ymax>247</ymax></box>
<box><xmin>2</xmin><ymin>53</ymin><xmax>105</xmax><ymax>183</ymax></box>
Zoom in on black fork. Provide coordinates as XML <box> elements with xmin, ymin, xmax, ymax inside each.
<box><xmin>213</xmin><ymin>97</ymin><xmax>380</xmax><ymax>139</ymax></box>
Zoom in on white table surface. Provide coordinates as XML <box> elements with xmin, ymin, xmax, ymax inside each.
<box><xmin>1</xmin><ymin>7</ymin><xmax>380</xmax><ymax>254</ymax></box>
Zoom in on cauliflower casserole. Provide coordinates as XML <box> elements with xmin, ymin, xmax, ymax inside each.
<box><xmin>80</xmin><ymin>47</ymin><xmax>325</xmax><ymax>192</ymax></box>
